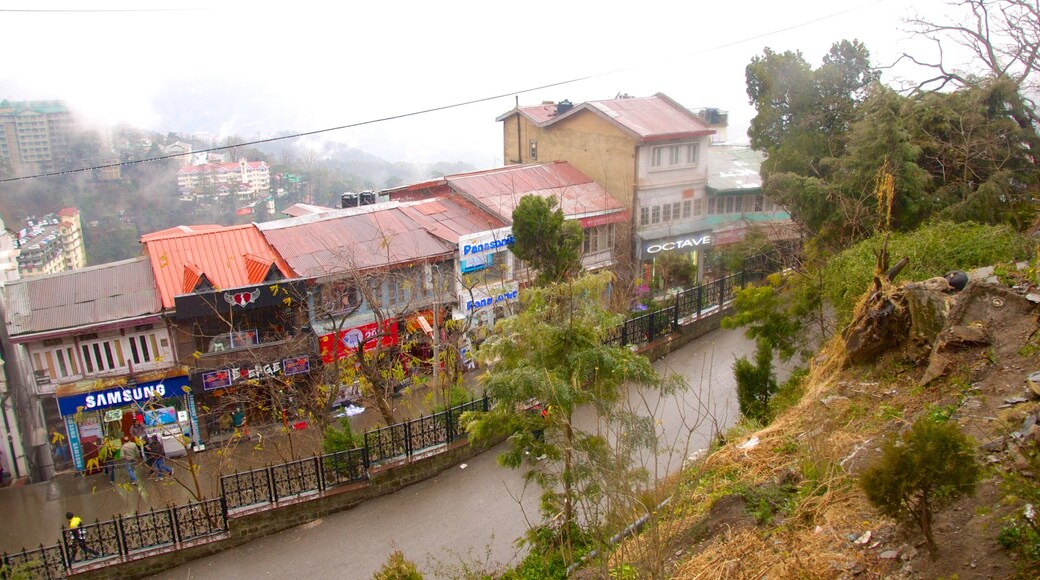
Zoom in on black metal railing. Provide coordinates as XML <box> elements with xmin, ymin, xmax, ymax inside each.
<box><xmin>221</xmin><ymin>466</ymin><xmax>273</xmax><ymax>512</ymax></box>
<box><xmin>0</xmin><ymin>498</ymin><xmax>230</xmax><ymax>578</ymax></box>
<box><xmin>1</xmin><ymin>544</ymin><xmax>65</xmax><ymax>580</ymax></box>
<box><xmin>271</xmin><ymin>457</ymin><xmax>321</xmax><ymax>501</ymax></box>
<box><xmin>320</xmin><ymin>447</ymin><xmax>368</xmax><ymax>487</ymax></box>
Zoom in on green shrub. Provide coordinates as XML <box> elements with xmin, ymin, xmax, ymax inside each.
<box><xmin>734</xmin><ymin>339</ymin><xmax>778</xmax><ymax>424</ymax></box>
<box><xmin>322</xmin><ymin>418</ymin><xmax>364</xmax><ymax>454</ymax></box>
<box><xmin>860</xmin><ymin>416</ymin><xmax>980</xmax><ymax>558</ymax></box>
<box><xmin>373</xmin><ymin>549</ymin><xmax>423</xmax><ymax>580</ymax></box>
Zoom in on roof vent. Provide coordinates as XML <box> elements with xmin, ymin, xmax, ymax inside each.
<box><xmin>341</xmin><ymin>192</ymin><xmax>359</xmax><ymax>208</ymax></box>
<box><xmin>555</xmin><ymin>100</ymin><xmax>573</xmax><ymax>115</ymax></box>
<box><xmin>360</xmin><ymin>191</ymin><xmax>376</xmax><ymax>205</ymax></box>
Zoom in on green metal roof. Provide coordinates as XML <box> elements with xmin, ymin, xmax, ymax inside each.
<box><xmin>706</xmin><ymin>145</ymin><xmax>764</xmax><ymax>195</ymax></box>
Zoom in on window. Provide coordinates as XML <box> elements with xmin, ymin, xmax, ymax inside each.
<box><xmin>754</xmin><ymin>194</ymin><xmax>764</xmax><ymax>212</ymax></box>
<box><xmin>724</xmin><ymin>196</ymin><xmax>735</xmax><ymax>214</ymax></box>
<box><xmin>673</xmin><ymin>202</ymin><xmax>682</xmax><ymax>220</ymax></box>
<box><xmin>662</xmin><ymin>203</ymin><xmax>672</xmax><ymax>222</ymax></box>
<box><xmin>650</xmin><ymin>143</ymin><xmax>701</xmax><ymax>170</ymax></box>
<box><xmin>529</xmin><ymin>140</ymin><xmax>538</xmax><ymax>161</ymax></box>
<box><xmin>583</xmin><ymin>224</ymin><xmax>616</xmax><ymax>255</ymax></box>
<box><xmin>32</xmin><ymin>344</ymin><xmax>79</xmax><ymax>381</ymax></box>
<box><xmin>80</xmin><ymin>337</ymin><xmax>123</xmax><ymax>374</ymax></box>
<box><xmin>640</xmin><ymin>206</ymin><xmax>650</xmax><ymax>227</ymax></box>
<box><xmin>651</xmin><ymin>206</ymin><xmax>661</xmax><ymax>224</ymax></box>
<box><xmin>126</xmin><ymin>332</ymin><xmax>159</xmax><ymax>365</ymax></box>
<box><xmin>708</xmin><ymin>198</ymin><xmax>717</xmax><ymax>215</ymax></box>
<box><xmin>683</xmin><ymin>200</ymin><xmax>693</xmax><ymax>218</ymax></box>
<box><xmin>686</xmin><ymin>143</ymin><xmax>700</xmax><ymax>165</ymax></box>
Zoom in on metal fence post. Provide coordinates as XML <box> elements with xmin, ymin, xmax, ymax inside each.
<box><xmin>404</xmin><ymin>421</ymin><xmax>414</xmax><ymax>457</ymax></box>
<box><xmin>267</xmin><ymin>465</ymin><xmax>276</xmax><ymax>504</ymax></box>
<box><xmin>621</xmin><ymin>319</ymin><xmax>629</xmax><ymax>346</ymax></box>
<box><xmin>170</xmin><ymin>504</ymin><xmax>181</xmax><ymax>547</ymax></box>
<box><xmin>718</xmin><ymin>277</ymin><xmax>726</xmax><ymax>308</ymax></box>
<box><xmin>315</xmin><ymin>455</ymin><xmax>326</xmax><ymax>492</ymax></box>
<box><xmin>116</xmin><ymin>514</ymin><xmax>128</xmax><ymax>558</ymax></box>
<box><xmin>446</xmin><ymin>406</ymin><xmax>455</xmax><ymax>442</ymax></box>
<box><xmin>673</xmin><ymin>293</ymin><xmax>680</xmax><ymax>328</ymax></box>
<box><xmin>696</xmin><ymin>284</ymin><xmax>703</xmax><ymax>318</ymax></box>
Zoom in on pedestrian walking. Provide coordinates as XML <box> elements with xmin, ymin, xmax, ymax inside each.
<box><xmin>119</xmin><ymin>437</ymin><xmax>140</xmax><ymax>484</ymax></box>
<box><xmin>99</xmin><ymin>436</ymin><xmax>120</xmax><ymax>483</ymax></box>
<box><xmin>145</xmin><ymin>435</ymin><xmax>173</xmax><ymax>480</ymax></box>
<box><xmin>50</xmin><ymin>425</ymin><xmax>68</xmax><ymax>465</ymax></box>
<box><xmin>65</xmin><ymin>512</ymin><xmax>98</xmax><ymax>562</ymax></box>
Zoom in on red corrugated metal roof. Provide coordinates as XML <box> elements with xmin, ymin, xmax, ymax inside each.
<box><xmin>444</xmin><ymin>162</ymin><xmax>626</xmax><ymax>223</ymax></box>
<box><xmin>499</xmin><ymin>93</ymin><xmax>714</xmax><ymax>142</ymax></box>
<box><xmin>2</xmin><ymin>256</ymin><xmax>162</xmax><ymax>336</ymax></box>
<box><xmin>257</xmin><ymin>199</ymin><xmax>502</xmax><ymax>279</ymax></box>
<box><xmin>142</xmin><ymin>224</ymin><xmax>294</xmax><ymax>308</ymax></box>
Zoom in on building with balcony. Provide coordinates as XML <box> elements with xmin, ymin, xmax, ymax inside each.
<box><xmin>498</xmin><ymin>94</ymin><xmax>794</xmax><ymax>284</ymax></box>
<box><xmin>0</xmin><ymin>100</ymin><xmax>74</xmax><ymax>177</ymax></box>
<box><xmin>176</xmin><ymin>158</ymin><xmax>270</xmax><ymax>200</ymax></box>
<box><xmin>1</xmin><ymin>257</ymin><xmax>187</xmax><ymax>478</ymax></box>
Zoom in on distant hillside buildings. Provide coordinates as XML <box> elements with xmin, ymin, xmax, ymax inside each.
<box><xmin>0</xmin><ymin>100</ymin><xmax>75</xmax><ymax>177</ymax></box>
<box><xmin>13</xmin><ymin>208</ymin><xmax>87</xmax><ymax>278</ymax></box>
<box><xmin>177</xmin><ymin>158</ymin><xmax>271</xmax><ymax>201</ymax></box>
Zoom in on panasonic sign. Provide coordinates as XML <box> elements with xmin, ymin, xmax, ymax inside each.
<box><xmin>641</xmin><ymin>233</ymin><xmax>712</xmax><ymax>259</ymax></box>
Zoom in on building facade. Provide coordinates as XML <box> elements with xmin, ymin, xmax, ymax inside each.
<box><xmin>0</xmin><ymin>100</ymin><xmax>75</xmax><ymax>177</ymax></box>
<box><xmin>14</xmin><ymin>208</ymin><xmax>87</xmax><ymax>277</ymax></box>
<box><xmin>1</xmin><ymin>257</ymin><xmax>187</xmax><ymax>479</ymax></box>
<box><xmin>177</xmin><ymin>159</ymin><xmax>271</xmax><ymax>200</ymax></box>
<box><xmin>498</xmin><ymin>94</ymin><xmax>794</xmax><ymax>285</ymax></box>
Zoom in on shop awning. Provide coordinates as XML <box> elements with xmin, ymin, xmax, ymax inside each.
<box><xmin>578</xmin><ymin>210</ymin><xmax>628</xmax><ymax>229</ymax></box>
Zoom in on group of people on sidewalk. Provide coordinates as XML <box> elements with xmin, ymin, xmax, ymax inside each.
<box><xmin>100</xmin><ymin>433</ymin><xmax>174</xmax><ymax>485</ymax></box>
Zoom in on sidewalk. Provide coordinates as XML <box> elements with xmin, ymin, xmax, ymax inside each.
<box><xmin>0</xmin><ymin>372</ymin><xmax>485</xmax><ymax>555</ymax></box>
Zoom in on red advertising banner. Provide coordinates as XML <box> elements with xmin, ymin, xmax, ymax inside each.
<box><xmin>319</xmin><ymin>319</ymin><xmax>399</xmax><ymax>363</ymax></box>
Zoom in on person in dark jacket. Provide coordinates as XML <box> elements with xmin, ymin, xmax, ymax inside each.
<box><xmin>65</xmin><ymin>511</ymin><xmax>99</xmax><ymax>562</ymax></box>
<box><xmin>145</xmin><ymin>435</ymin><xmax>173</xmax><ymax>480</ymax></box>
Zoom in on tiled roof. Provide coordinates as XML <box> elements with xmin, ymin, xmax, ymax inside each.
<box><xmin>498</xmin><ymin>93</ymin><xmax>714</xmax><ymax>142</ymax></box>
<box><xmin>257</xmin><ymin>199</ymin><xmax>501</xmax><ymax>279</ymax></box>
<box><xmin>2</xmin><ymin>256</ymin><xmax>162</xmax><ymax>337</ymax></box>
<box><xmin>141</xmin><ymin>224</ymin><xmax>293</xmax><ymax>308</ymax></box>
<box><xmin>443</xmin><ymin>162</ymin><xmax>626</xmax><ymax>223</ymax></box>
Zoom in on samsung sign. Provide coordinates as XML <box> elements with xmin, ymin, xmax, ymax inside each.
<box><xmin>57</xmin><ymin>375</ymin><xmax>191</xmax><ymax>416</ymax></box>
<box><xmin>640</xmin><ymin>232</ymin><xmax>712</xmax><ymax>259</ymax></box>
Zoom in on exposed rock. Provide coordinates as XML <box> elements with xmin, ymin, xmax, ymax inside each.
<box><xmin>822</xmin><ymin>395</ymin><xmax>850</xmax><ymax>408</ymax></box>
<box><xmin>980</xmin><ymin>437</ymin><xmax>1006</xmax><ymax>453</ymax></box>
<box><xmin>880</xmin><ymin>550</ymin><xmax>900</xmax><ymax>559</ymax></box>
<box><xmin>935</xmin><ymin>325</ymin><xmax>991</xmax><ymax>352</ymax></box>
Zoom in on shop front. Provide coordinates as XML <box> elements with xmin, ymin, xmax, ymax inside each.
<box><xmin>637</xmin><ymin>229</ymin><xmax>713</xmax><ymax>288</ymax></box>
<box><xmin>54</xmin><ymin>367</ymin><xmax>198</xmax><ymax>472</ymax></box>
<box><xmin>191</xmin><ymin>352</ymin><xmax>316</xmax><ymax>439</ymax></box>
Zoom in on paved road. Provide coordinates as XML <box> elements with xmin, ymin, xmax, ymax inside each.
<box><xmin>153</xmin><ymin>326</ymin><xmax>766</xmax><ymax>579</ymax></box>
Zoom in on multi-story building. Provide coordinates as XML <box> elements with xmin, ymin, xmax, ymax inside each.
<box><xmin>0</xmin><ymin>215</ymin><xmax>20</xmax><ymax>283</ymax></box>
<box><xmin>497</xmin><ymin>93</ymin><xmax>793</xmax><ymax>283</ymax></box>
<box><xmin>177</xmin><ymin>158</ymin><xmax>271</xmax><ymax>200</ymax></box>
<box><xmin>1</xmin><ymin>257</ymin><xmax>187</xmax><ymax>479</ymax></box>
<box><xmin>140</xmin><ymin>224</ymin><xmax>312</xmax><ymax>440</ymax></box>
<box><xmin>14</xmin><ymin>208</ymin><xmax>87</xmax><ymax>277</ymax></box>
<box><xmin>0</xmin><ymin>100</ymin><xmax>74</xmax><ymax>177</ymax></box>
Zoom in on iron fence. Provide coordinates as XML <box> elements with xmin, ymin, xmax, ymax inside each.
<box><xmin>364</xmin><ymin>422</ymin><xmax>409</xmax><ymax>465</ymax></box>
<box><xmin>172</xmin><ymin>498</ymin><xmax>227</xmax><ymax>543</ymax></box>
<box><xmin>320</xmin><ymin>447</ymin><xmax>368</xmax><ymax>487</ymax></box>
<box><xmin>118</xmin><ymin>508</ymin><xmax>176</xmax><ymax>554</ymax></box>
<box><xmin>271</xmin><ymin>457</ymin><xmax>322</xmax><ymax>501</ymax></box>
<box><xmin>221</xmin><ymin>466</ymin><xmax>273</xmax><ymax>512</ymax></box>
<box><xmin>62</xmin><ymin>518</ymin><xmax>119</xmax><ymax>567</ymax></box>
<box><xmin>2</xmin><ymin>544</ymin><xmax>65</xmax><ymax>580</ymax></box>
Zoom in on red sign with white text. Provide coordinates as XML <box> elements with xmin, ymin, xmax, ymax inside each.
<box><xmin>319</xmin><ymin>319</ymin><xmax>399</xmax><ymax>363</ymax></box>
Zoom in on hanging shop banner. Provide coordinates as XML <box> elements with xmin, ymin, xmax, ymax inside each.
<box><xmin>458</xmin><ymin>227</ymin><xmax>513</xmax><ymax>274</ymax></box>
<box><xmin>57</xmin><ymin>375</ymin><xmax>191</xmax><ymax>417</ymax></box>
<box><xmin>173</xmin><ymin>279</ymin><xmax>308</xmax><ymax>320</ymax></box>
<box><xmin>319</xmin><ymin>319</ymin><xmax>399</xmax><ymax>363</ymax></box>
<box><xmin>198</xmin><ymin>355</ymin><xmax>312</xmax><ymax>391</ymax></box>
<box><xmin>283</xmin><ymin>355</ymin><xmax>311</xmax><ymax>376</ymax></box>
<box><xmin>639</xmin><ymin>231</ymin><xmax>713</xmax><ymax>260</ymax></box>
<box><xmin>65</xmin><ymin>415</ymin><xmax>84</xmax><ymax>471</ymax></box>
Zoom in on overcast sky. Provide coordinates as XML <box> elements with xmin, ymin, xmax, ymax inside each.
<box><xmin>1</xmin><ymin>0</ymin><xmax>966</xmax><ymax>168</ymax></box>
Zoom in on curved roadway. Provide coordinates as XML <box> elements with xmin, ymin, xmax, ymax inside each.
<box><xmin>153</xmin><ymin>326</ymin><xmax>760</xmax><ymax>579</ymax></box>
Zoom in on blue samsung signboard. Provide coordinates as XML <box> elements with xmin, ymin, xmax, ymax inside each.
<box><xmin>57</xmin><ymin>375</ymin><xmax>191</xmax><ymax>417</ymax></box>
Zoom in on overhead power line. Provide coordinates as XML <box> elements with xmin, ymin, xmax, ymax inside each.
<box><xmin>0</xmin><ymin>0</ymin><xmax>885</xmax><ymax>184</ymax></box>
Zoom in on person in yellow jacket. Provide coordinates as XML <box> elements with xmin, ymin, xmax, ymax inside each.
<box><xmin>65</xmin><ymin>511</ymin><xmax>98</xmax><ymax>562</ymax></box>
